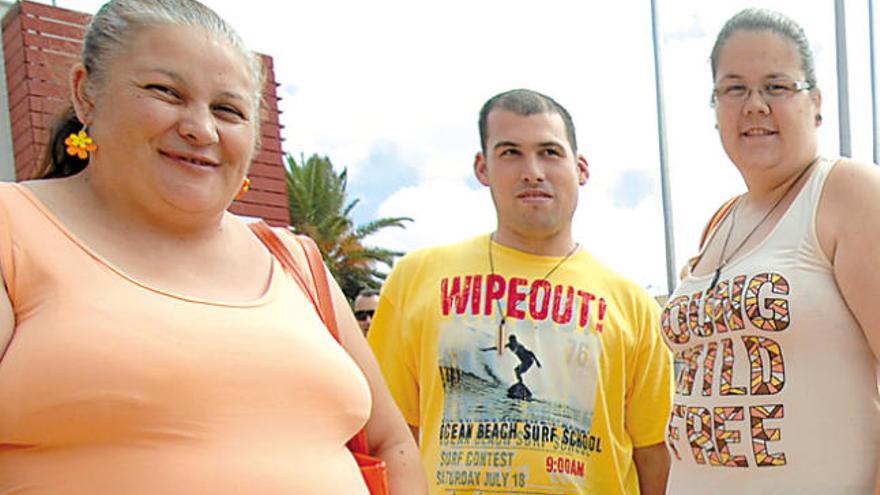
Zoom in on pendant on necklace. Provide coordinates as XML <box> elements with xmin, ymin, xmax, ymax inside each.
<box><xmin>708</xmin><ymin>267</ymin><xmax>722</xmax><ymax>292</ymax></box>
<box><xmin>496</xmin><ymin>318</ymin><xmax>505</xmax><ymax>356</ymax></box>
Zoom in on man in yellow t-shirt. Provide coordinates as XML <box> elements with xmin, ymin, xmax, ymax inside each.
<box><xmin>368</xmin><ymin>89</ymin><xmax>673</xmax><ymax>495</ymax></box>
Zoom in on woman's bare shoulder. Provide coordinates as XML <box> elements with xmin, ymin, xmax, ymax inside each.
<box><xmin>826</xmin><ymin>157</ymin><xmax>880</xmax><ymax>188</ymax></box>
<box><xmin>817</xmin><ymin>158</ymin><xmax>880</xmax><ymax>259</ymax></box>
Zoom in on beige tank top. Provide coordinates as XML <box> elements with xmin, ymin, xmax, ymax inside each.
<box><xmin>661</xmin><ymin>157</ymin><xmax>880</xmax><ymax>494</ymax></box>
<box><xmin>0</xmin><ymin>183</ymin><xmax>372</xmax><ymax>494</ymax></box>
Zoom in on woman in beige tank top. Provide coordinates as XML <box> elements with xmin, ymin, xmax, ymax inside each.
<box><xmin>662</xmin><ymin>8</ymin><xmax>880</xmax><ymax>495</ymax></box>
<box><xmin>0</xmin><ymin>1</ymin><xmax>425</xmax><ymax>493</ymax></box>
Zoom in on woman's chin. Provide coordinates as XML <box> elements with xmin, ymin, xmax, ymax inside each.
<box><xmin>728</xmin><ymin>149</ymin><xmax>785</xmax><ymax>172</ymax></box>
<box><xmin>156</xmin><ymin>183</ymin><xmax>231</xmax><ymax>217</ymax></box>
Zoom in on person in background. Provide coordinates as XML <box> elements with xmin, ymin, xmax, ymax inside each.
<box><xmin>662</xmin><ymin>8</ymin><xmax>880</xmax><ymax>495</ymax></box>
<box><xmin>0</xmin><ymin>1</ymin><xmax>425</xmax><ymax>493</ymax></box>
<box><xmin>368</xmin><ymin>88</ymin><xmax>673</xmax><ymax>495</ymax></box>
<box><xmin>354</xmin><ymin>288</ymin><xmax>380</xmax><ymax>336</ymax></box>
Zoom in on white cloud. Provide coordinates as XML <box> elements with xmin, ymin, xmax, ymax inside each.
<box><xmin>369</xmin><ymin>178</ymin><xmax>494</xmax><ymax>251</ymax></box>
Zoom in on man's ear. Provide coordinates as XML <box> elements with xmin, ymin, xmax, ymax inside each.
<box><xmin>576</xmin><ymin>154</ymin><xmax>589</xmax><ymax>186</ymax></box>
<box><xmin>474</xmin><ymin>152</ymin><xmax>491</xmax><ymax>186</ymax></box>
<box><xmin>70</xmin><ymin>63</ymin><xmax>95</xmax><ymax>126</ymax></box>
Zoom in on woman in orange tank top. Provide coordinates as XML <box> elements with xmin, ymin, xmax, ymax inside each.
<box><xmin>0</xmin><ymin>1</ymin><xmax>425</xmax><ymax>493</ymax></box>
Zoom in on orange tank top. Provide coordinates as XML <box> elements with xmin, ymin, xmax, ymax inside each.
<box><xmin>0</xmin><ymin>183</ymin><xmax>372</xmax><ymax>494</ymax></box>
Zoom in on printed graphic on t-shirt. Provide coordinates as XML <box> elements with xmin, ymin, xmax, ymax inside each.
<box><xmin>662</xmin><ymin>271</ymin><xmax>790</xmax><ymax>469</ymax></box>
<box><xmin>435</xmin><ymin>272</ymin><xmax>604</xmax><ymax>494</ymax></box>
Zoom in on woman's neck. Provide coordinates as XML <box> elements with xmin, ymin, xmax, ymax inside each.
<box><xmin>742</xmin><ymin>155</ymin><xmax>820</xmax><ymax>208</ymax></box>
<box><xmin>72</xmin><ymin>170</ymin><xmax>225</xmax><ymax>242</ymax></box>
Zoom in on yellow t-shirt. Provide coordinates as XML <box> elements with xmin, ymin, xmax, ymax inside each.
<box><xmin>369</xmin><ymin>235</ymin><xmax>673</xmax><ymax>494</ymax></box>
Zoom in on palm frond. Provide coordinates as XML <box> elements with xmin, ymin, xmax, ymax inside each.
<box><xmin>284</xmin><ymin>152</ymin><xmax>414</xmax><ymax>300</ymax></box>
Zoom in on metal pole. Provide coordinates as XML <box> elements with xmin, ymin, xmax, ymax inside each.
<box><xmin>650</xmin><ymin>0</ymin><xmax>676</xmax><ymax>295</ymax></box>
<box><xmin>835</xmin><ymin>0</ymin><xmax>853</xmax><ymax>157</ymax></box>
<box><xmin>870</xmin><ymin>0</ymin><xmax>879</xmax><ymax>164</ymax></box>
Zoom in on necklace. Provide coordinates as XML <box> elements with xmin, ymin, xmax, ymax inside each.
<box><xmin>707</xmin><ymin>157</ymin><xmax>819</xmax><ymax>291</ymax></box>
<box><xmin>487</xmin><ymin>234</ymin><xmax>579</xmax><ymax>354</ymax></box>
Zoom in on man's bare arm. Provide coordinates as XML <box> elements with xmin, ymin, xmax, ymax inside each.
<box><xmin>409</xmin><ymin>425</ymin><xmax>420</xmax><ymax>445</ymax></box>
<box><xmin>633</xmin><ymin>442</ymin><xmax>670</xmax><ymax>495</ymax></box>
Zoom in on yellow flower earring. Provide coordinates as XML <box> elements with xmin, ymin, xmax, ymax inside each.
<box><xmin>235</xmin><ymin>177</ymin><xmax>251</xmax><ymax>200</ymax></box>
<box><xmin>65</xmin><ymin>128</ymin><xmax>97</xmax><ymax>159</ymax></box>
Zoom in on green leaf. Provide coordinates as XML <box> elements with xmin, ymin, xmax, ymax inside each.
<box><xmin>285</xmin><ymin>152</ymin><xmax>413</xmax><ymax>301</ymax></box>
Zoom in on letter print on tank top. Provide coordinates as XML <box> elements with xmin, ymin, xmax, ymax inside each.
<box><xmin>662</xmin><ymin>271</ymin><xmax>790</xmax><ymax>469</ymax></box>
<box><xmin>436</xmin><ymin>272</ymin><xmax>602</xmax><ymax>493</ymax></box>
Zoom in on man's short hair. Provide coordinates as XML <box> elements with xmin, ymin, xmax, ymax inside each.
<box><xmin>356</xmin><ymin>288</ymin><xmax>380</xmax><ymax>299</ymax></box>
<box><xmin>478</xmin><ymin>88</ymin><xmax>578</xmax><ymax>154</ymax></box>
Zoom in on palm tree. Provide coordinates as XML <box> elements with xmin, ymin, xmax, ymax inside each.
<box><xmin>285</xmin><ymin>153</ymin><xmax>412</xmax><ymax>300</ymax></box>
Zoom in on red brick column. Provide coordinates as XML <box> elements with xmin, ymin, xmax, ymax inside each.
<box><xmin>1</xmin><ymin>1</ymin><xmax>290</xmax><ymax>226</ymax></box>
<box><xmin>229</xmin><ymin>55</ymin><xmax>290</xmax><ymax>225</ymax></box>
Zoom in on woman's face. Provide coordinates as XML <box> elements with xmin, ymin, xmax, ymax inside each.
<box><xmin>713</xmin><ymin>29</ymin><xmax>821</xmax><ymax>176</ymax></box>
<box><xmin>75</xmin><ymin>23</ymin><xmax>258</xmax><ymax>217</ymax></box>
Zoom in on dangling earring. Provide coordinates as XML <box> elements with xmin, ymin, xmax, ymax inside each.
<box><xmin>235</xmin><ymin>177</ymin><xmax>251</xmax><ymax>200</ymax></box>
<box><xmin>65</xmin><ymin>127</ymin><xmax>97</xmax><ymax>159</ymax></box>
<box><xmin>815</xmin><ymin>114</ymin><xmax>823</xmax><ymax>125</ymax></box>
<box><xmin>714</xmin><ymin>123</ymin><xmax>719</xmax><ymax>130</ymax></box>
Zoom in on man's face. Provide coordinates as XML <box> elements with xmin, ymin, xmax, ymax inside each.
<box><xmin>354</xmin><ymin>294</ymin><xmax>380</xmax><ymax>335</ymax></box>
<box><xmin>474</xmin><ymin>109</ymin><xmax>588</xmax><ymax>242</ymax></box>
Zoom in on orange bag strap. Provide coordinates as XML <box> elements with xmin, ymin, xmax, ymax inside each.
<box><xmin>685</xmin><ymin>195</ymin><xmax>741</xmax><ymax>275</ymax></box>
<box><xmin>288</xmin><ymin>232</ymin><xmax>341</xmax><ymax>340</ymax></box>
<box><xmin>249</xmin><ymin>222</ymin><xmax>319</xmax><ymax>311</ymax></box>
<box><xmin>248</xmin><ymin>221</ymin><xmax>369</xmax><ymax>454</ymax></box>
<box><xmin>698</xmin><ymin>195</ymin><xmax>740</xmax><ymax>250</ymax></box>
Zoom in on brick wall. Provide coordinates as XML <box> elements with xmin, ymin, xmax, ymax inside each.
<box><xmin>0</xmin><ymin>1</ymin><xmax>16</xmax><ymax>181</ymax></box>
<box><xmin>1</xmin><ymin>1</ymin><xmax>290</xmax><ymax>226</ymax></box>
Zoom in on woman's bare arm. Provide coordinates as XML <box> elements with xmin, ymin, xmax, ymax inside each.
<box><xmin>0</xmin><ymin>267</ymin><xmax>14</xmax><ymax>361</ymax></box>
<box><xmin>817</xmin><ymin>159</ymin><xmax>880</xmax><ymax>491</ymax></box>
<box><xmin>328</xmin><ymin>275</ymin><xmax>428</xmax><ymax>494</ymax></box>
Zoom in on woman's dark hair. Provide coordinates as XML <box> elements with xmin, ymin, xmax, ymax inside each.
<box><xmin>37</xmin><ymin>0</ymin><xmax>265</xmax><ymax>179</ymax></box>
<box><xmin>39</xmin><ymin>106</ymin><xmax>90</xmax><ymax>179</ymax></box>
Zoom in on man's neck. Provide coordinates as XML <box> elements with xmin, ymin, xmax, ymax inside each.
<box><xmin>491</xmin><ymin>228</ymin><xmax>578</xmax><ymax>257</ymax></box>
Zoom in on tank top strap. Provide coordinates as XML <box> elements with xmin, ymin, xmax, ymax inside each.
<box><xmin>771</xmin><ymin>156</ymin><xmax>837</xmax><ymax>267</ymax></box>
<box><xmin>799</xmin><ymin>156</ymin><xmax>836</xmax><ymax>214</ymax></box>
<box><xmin>0</xmin><ymin>183</ymin><xmax>30</xmax><ymax>299</ymax></box>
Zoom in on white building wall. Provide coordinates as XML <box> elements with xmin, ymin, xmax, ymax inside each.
<box><xmin>0</xmin><ymin>1</ymin><xmax>18</xmax><ymax>182</ymax></box>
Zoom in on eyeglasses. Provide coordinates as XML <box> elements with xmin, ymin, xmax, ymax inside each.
<box><xmin>711</xmin><ymin>79</ymin><xmax>812</xmax><ymax>106</ymax></box>
<box><xmin>354</xmin><ymin>309</ymin><xmax>375</xmax><ymax>321</ymax></box>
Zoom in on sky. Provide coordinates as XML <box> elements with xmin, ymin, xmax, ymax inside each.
<box><xmin>48</xmin><ymin>0</ymin><xmax>880</xmax><ymax>295</ymax></box>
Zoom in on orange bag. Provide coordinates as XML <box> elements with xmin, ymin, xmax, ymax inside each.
<box><xmin>250</xmin><ymin>221</ymin><xmax>390</xmax><ymax>495</ymax></box>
